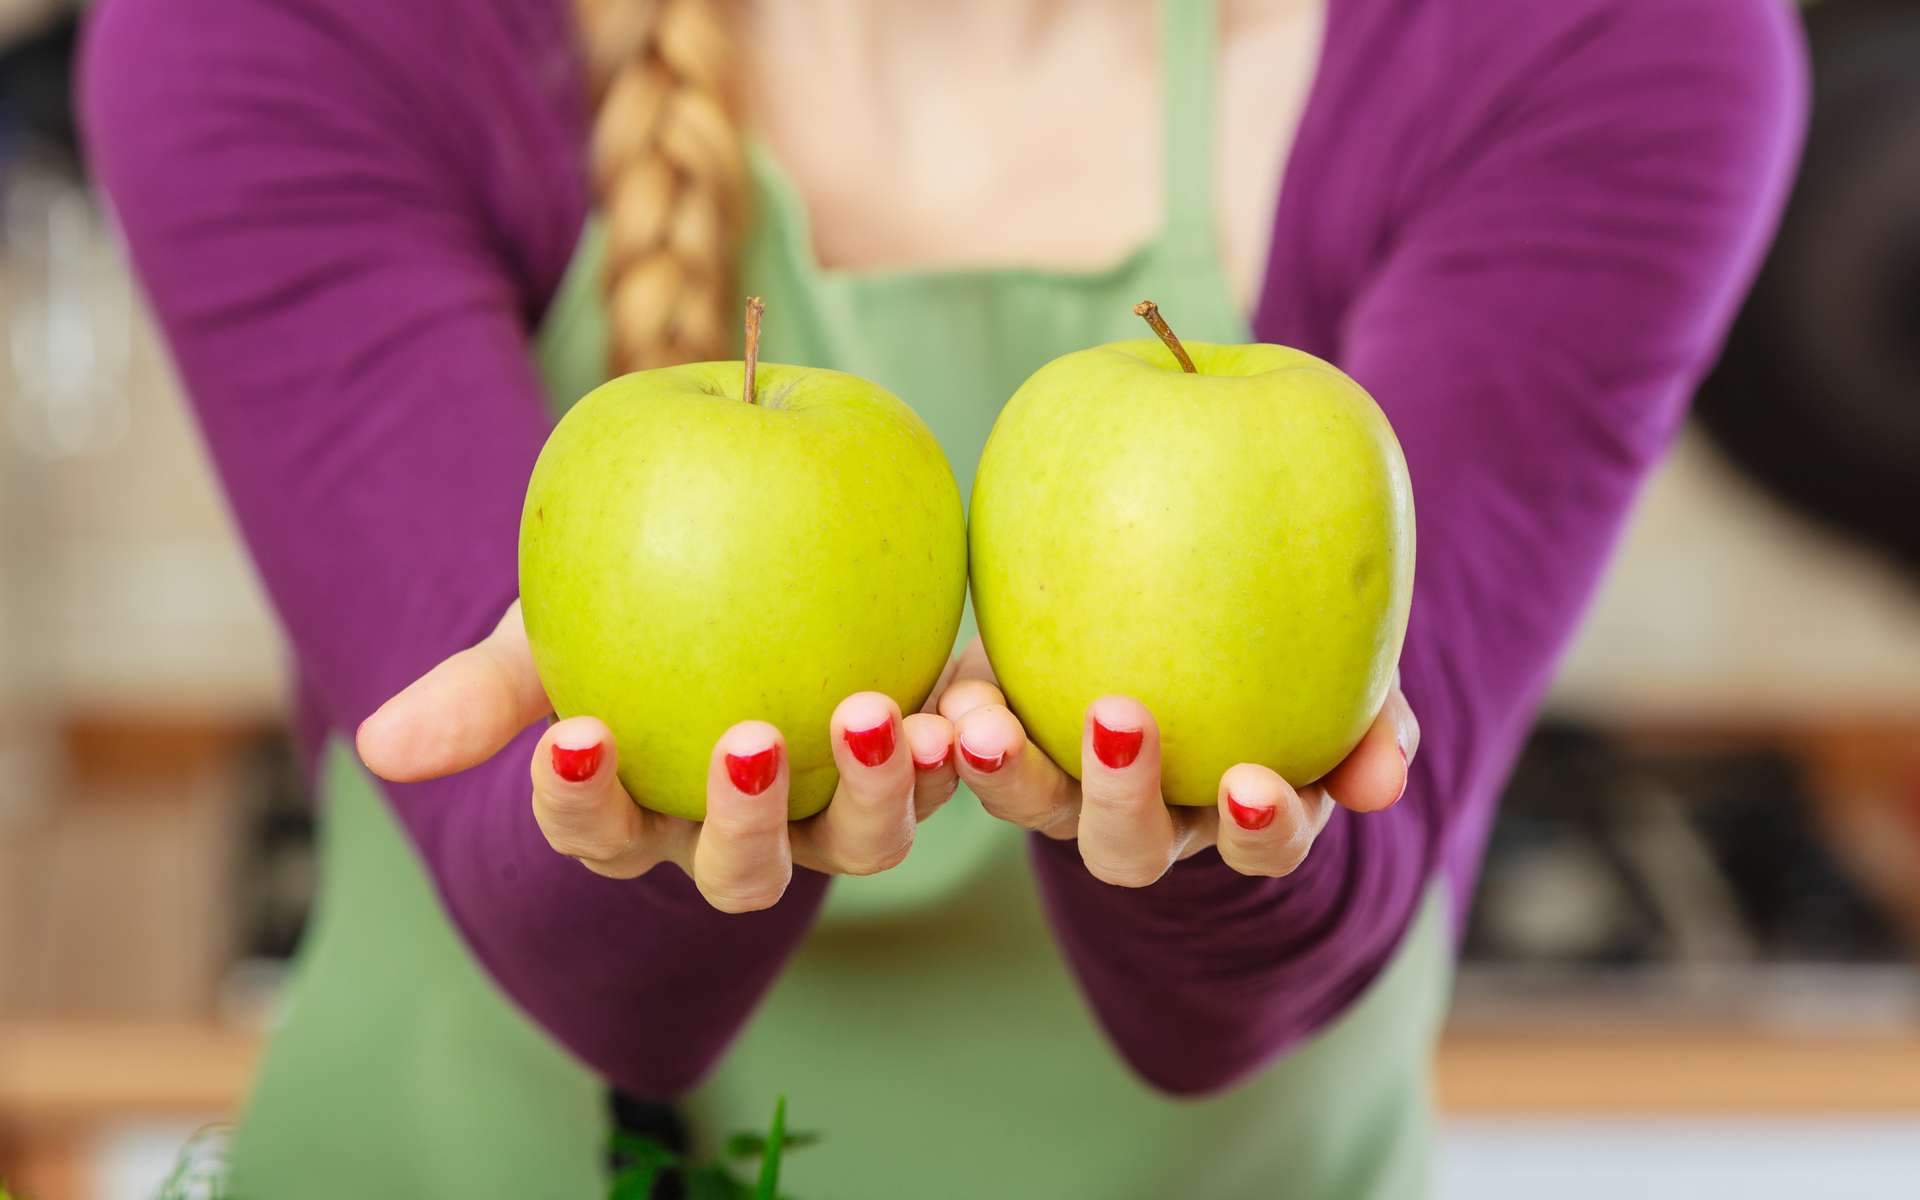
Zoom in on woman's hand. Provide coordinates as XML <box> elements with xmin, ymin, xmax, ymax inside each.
<box><xmin>356</xmin><ymin>602</ymin><xmax>962</xmax><ymax>912</ymax></box>
<box><xmin>936</xmin><ymin>639</ymin><xmax>1418</xmax><ymax>888</ymax></box>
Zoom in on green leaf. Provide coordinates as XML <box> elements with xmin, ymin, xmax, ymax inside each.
<box><xmin>609</xmin><ymin>1163</ymin><xmax>665</xmax><ymax>1200</ymax></box>
<box><xmin>724</xmin><ymin>1130</ymin><xmax>822</xmax><ymax>1158</ymax></box>
<box><xmin>684</xmin><ymin>1164</ymin><xmax>753</xmax><ymax>1200</ymax></box>
<box><xmin>608</xmin><ymin>1131</ymin><xmax>680</xmax><ymax>1200</ymax></box>
<box><xmin>753</xmin><ymin>1096</ymin><xmax>787</xmax><ymax>1200</ymax></box>
<box><xmin>608</xmin><ymin>1130</ymin><xmax>680</xmax><ymax>1167</ymax></box>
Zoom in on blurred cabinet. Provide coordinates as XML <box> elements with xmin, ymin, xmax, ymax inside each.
<box><xmin>1550</xmin><ymin>429</ymin><xmax>1920</xmax><ymax>725</ymax></box>
<box><xmin>2</xmin><ymin>159</ymin><xmax>288</xmax><ymax>722</ymax></box>
<box><xmin>1</xmin><ymin>162</ymin><xmax>279</xmax><ymax>1024</ymax></box>
<box><xmin>0</xmin><ymin>722</ymin><xmax>250</xmax><ymax>1018</ymax></box>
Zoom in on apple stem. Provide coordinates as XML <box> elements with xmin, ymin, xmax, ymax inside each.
<box><xmin>1133</xmin><ymin>300</ymin><xmax>1197</xmax><ymax>374</ymax></box>
<box><xmin>742</xmin><ymin>295</ymin><xmax>766</xmax><ymax>405</ymax></box>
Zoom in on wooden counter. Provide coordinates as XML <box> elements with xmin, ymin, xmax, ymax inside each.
<box><xmin>1436</xmin><ymin>1026</ymin><xmax>1920</xmax><ymax>1115</ymax></box>
<box><xmin>9</xmin><ymin>1017</ymin><xmax>1920</xmax><ymax>1126</ymax></box>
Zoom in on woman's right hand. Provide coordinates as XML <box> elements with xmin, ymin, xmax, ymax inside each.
<box><xmin>356</xmin><ymin>602</ymin><xmax>961</xmax><ymax>912</ymax></box>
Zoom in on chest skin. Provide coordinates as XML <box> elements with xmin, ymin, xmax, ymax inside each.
<box><xmin>739</xmin><ymin>0</ymin><xmax>1325</xmax><ymax>307</ymax></box>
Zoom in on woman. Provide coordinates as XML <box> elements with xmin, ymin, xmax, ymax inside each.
<box><xmin>80</xmin><ymin>0</ymin><xmax>1803</xmax><ymax>1195</ymax></box>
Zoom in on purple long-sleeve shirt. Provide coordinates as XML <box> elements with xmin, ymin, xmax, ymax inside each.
<box><xmin>79</xmin><ymin>0</ymin><xmax>1803</xmax><ymax>1099</ymax></box>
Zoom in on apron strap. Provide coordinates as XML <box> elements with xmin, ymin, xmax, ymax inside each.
<box><xmin>1161</xmin><ymin>0</ymin><xmax>1221</xmax><ymax>251</ymax></box>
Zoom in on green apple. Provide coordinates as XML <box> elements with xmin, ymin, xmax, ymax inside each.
<box><xmin>519</xmin><ymin>303</ymin><xmax>967</xmax><ymax>820</ymax></box>
<box><xmin>969</xmin><ymin>303</ymin><xmax>1414</xmax><ymax>806</ymax></box>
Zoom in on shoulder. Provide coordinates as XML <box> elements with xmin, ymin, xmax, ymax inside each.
<box><xmin>1266</xmin><ymin>0</ymin><xmax>1806</xmax><ymax>346</ymax></box>
<box><xmin>80</xmin><ymin>0</ymin><xmax>588</xmax><ymax>304</ymax></box>
<box><xmin>81</xmin><ymin>0</ymin><xmax>579</xmax><ymax>118</ymax></box>
<box><xmin>1317</xmin><ymin>0</ymin><xmax>1806</xmax><ymax>163</ymax></box>
<box><xmin>1417</xmin><ymin>0</ymin><xmax>1807</xmax><ymax>145</ymax></box>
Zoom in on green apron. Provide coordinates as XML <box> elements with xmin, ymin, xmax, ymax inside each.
<box><xmin>231</xmin><ymin>2</ymin><xmax>1453</xmax><ymax>1195</ymax></box>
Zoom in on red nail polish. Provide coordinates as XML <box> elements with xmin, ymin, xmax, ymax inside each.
<box><xmin>1091</xmin><ymin>718</ymin><xmax>1143</xmax><ymax>769</ymax></box>
<box><xmin>550</xmin><ymin>740</ymin><xmax>603</xmax><ymax>783</ymax></box>
<box><xmin>843</xmin><ymin>719</ymin><xmax>895</xmax><ymax>768</ymax></box>
<box><xmin>1227</xmin><ymin>794</ymin><xmax>1277</xmax><ymax>831</ymax></box>
<box><xmin>725</xmin><ymin>745</ymin><xmax>780</xmax><ymax>795</ymax></box>
<box><xmin>958</xmin><ymin>740</ymin><xmax>1004</xmax><ymax>773</ymax></box>
<box><xmin>912</xmin><ymin>746</ymin><xmax>951</xmax><ymax>772</ymax></box>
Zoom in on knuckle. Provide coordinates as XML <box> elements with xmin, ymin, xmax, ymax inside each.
<box><xmin>542</xmin><ymin>829</ymin><xmax>622</xmax><ymax>864</ymax></box>
<box><xmin>704</xmin><ymin>804</ymin><xmax>788</xmax><ymax>842</ymax></box>
<box><xmin>533</xmin><ymin>796</ymin><xmax>626</xmax><ymax>854</ymax></box>
<box><xmin>575</xmin><ymin>854</ymin><xmax>649</xmax><ymax>881</ymax></box>
<box><xmin>914</xmin><ymin>777</ymin><xmax>959</xmax><ymax>807</ymax></box>
<box><xmin>834</xmin><ymin>838</ymin><xmax>912</xmax><ymax>877</ymax></box>
<box><xmin>1226</xmin><ymin>834</ymin><xmax>1312</xmax><ymax>879</ymax></box>
<box><xmin>536</xmin><ymin>786</ymin><xmax>608</xmax><ymax>824</ymax></box>
<box><xmin>844</xmin><ymin>781</ymin><xmax>914</xmax><ymax>815</ymax></box>
<box><xmin>701</xmin><ymin>882</ymin><xmax>787</xmax><ymax>914</ymax></box>
<box><xmin>1078</xmin><ymin>789</ymin><xmax>1137</xmax><ymax>820</ymax></box>
<box><xmin>1229</xmin><ymin>854</ymin><xmax>1300</xmax><ymax>880</ymax></box>
<box><xmin>1276</xmin><ymin>822</ymin><xmax>1317</xmax><ymax>867</ymax></box>
<box><xmin>1085</xmin><ymin>856</ymin><xmax>1165</xmax><ymax>890</ymax></box>
<box><xmin>980</xmin><ymin>793</ymin><xmax>1051</xmax><ymax>832</ymax></box>
<box><xmin>696</xmin><ymin>856</ymin><xmax>792</xmax><ymax>913</ymax></box>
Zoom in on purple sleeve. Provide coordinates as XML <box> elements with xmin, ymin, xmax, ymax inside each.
<box><xmin>1031</xmin><ymin>0</ymin><xmax>1807</xmax><ymax>1095</ymax></box>
<box><xmin>79</xmin><ymin>0</ymin><xmax>825</xmax><ymax>1098</ymax></box>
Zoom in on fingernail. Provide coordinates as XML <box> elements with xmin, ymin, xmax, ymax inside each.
<box><xmin>912</xmin><ymin>745</ymin><xmax>951</xmax><ymax>772</ymax></box>
<box><xmin>725</xmin><ymin>745</ymin><xmax>780</xmax><ymax>795</ymax></box>
<box><xmin>1091</xmin><ymin>717</ymin><xmax>1143</xmax><ymax>769</ymax></box>
<box><xmin>843</xmin><ymin>718</ymin><xmax>895</xmax><ymax>768</ymax></box>
<box><xmin>958</xmin><ymin>739</ymin><xmax>1004</xmax><ymax>773</ymax></box>
<box><xmin>1393</xmin><ymin>748</ymin><xmax>1409</xmax><ymax>805</ymax></box>
<box><xmin>550</xmin><ymin>740</ymin><xmax>603</xmax><ymax>783</ymax></box>
<box><xmin>1227</xmin><ymin>793</ymin><xmax>1277</xmax><ymax>831</ymax></box>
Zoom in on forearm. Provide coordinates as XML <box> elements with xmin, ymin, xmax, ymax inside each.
<box><xmin>1031</xmin><ymin>0</ymin><xmax>1804</xmax><ymax>1096</ymax></box>
<box><xmin>80</xmin><ymin>0</ymin><xmax>824</xmax><ymax>1095</ymax></box>
<box><xmin>399</xmin><ymin>736</ymin><xmax>830</xmax><ymax>1096</ymax></box>
<box><xmin>1029</xmin><ymin>792</ymin><xmax>1433</xmax><ymax>1095</ymax></box>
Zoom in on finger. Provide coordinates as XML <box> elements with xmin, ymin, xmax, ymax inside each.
<box><xmin>1215</xmin><ymin>762</ymin><xmax>1330</xmax><ymax>878</ymax></box>
<box><xmin>902</xmin><ymin>711</ymin><xmax>959</xmax><ymax>821</ymax></box>
<box><xmin>791</xmin><ymin>694</ymin><xmax>915</xmax><ymax>876</ymax></box>
<box><xmin>531</xmin><ymin>717</ymin><xmax>684</xmax><ymax>879</ymax></box>
<box><xmin>693</xmin><ymin>722</ymin><xmax>794</xmax><ymax>913</ymax></box>
<box><xmin>953</xmin><ymin>702</ymin><xmax>1079</xmax><ymax>837</ymax></box>
<box><xmin>359</xmin><ymin>601</ymin><xmax>552</xmax><ymax>782</ymax></box>
<box><xmin>1317</xmin><ymin>686</ymin><xmax>1417</xmax><ymax>813</ymax></box>
<box><xmin>1075</xmin><ymin>697</ymin><xmax>1185</xmax><ymax>888</ymax></box>
<box><xmin>937</xmin><ymin>637</ymin><xmax>1006</xmax><ymax>723</ymax></box>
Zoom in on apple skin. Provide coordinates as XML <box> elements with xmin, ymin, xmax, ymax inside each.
<box><xmin>520</xmin><ymin>361</ymin><xmax>968</xmax><ymax>821</ymax></box>
<box><xmin>969</xmin><ymin>338</ymin><xmax>1414</xmax><ymax>806</ymax></box>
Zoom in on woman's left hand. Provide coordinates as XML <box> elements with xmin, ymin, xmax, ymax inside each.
<box><xmin>936</xmin><ymin>639</ymin><xmax>1418</xmax><ymax>887</ymax></box>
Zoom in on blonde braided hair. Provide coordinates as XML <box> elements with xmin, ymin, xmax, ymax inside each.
<box><xmin>580</xmin><ymin>0</ymin><xmax>748</xmax><ymax>374</ymax></box>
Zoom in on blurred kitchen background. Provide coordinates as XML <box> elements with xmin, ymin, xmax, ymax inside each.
<box><xmin>2</xmin><ymin>1</ymin><xmax>1918</xmax><ymax>1197</ymax></box>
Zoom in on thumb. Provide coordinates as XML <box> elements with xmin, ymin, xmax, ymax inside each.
<box><xmin>359</xmin><ymin>601</ymin><xmax>552</xmax><ymax>781</ymax></box>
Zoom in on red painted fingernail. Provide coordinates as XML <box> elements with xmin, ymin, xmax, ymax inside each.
<box><xmin>958</xmin><ymin>739</ymin><xmax>1004</xmax><ymax>773</ymax></box>
<box><xmin>1227</xmin><ymin>793</ymin><xmax>1277</xmax><ymax>831</ymax></box>
<box><xmin>550</xmin><ymin>740</ymin><xmax>603</xmax><ymax>783</ymax></box>
<box><xmin>725</xmin><ymin>745</ymin><xmax>780</xmax><ymax>795</ymax></box>
<box><xmin>912</xmin><ymin>745</ymin><xmax>951</xmax><ymax>772</ymax></box>
<box><xmin>843</xmin><ymin>718</ymin><xmax>895</xmax><ymax>768</ymax></box>
<box><xmin>1091</xmin><ymin>717</ymin><xmax>1143</xmax><ymax>769</ymax></box>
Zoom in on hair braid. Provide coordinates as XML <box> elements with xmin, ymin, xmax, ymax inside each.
<box><xmin>580</xmin><ymin>0</ymin><xmax>747</xmax><ymax>374</ymax></box>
